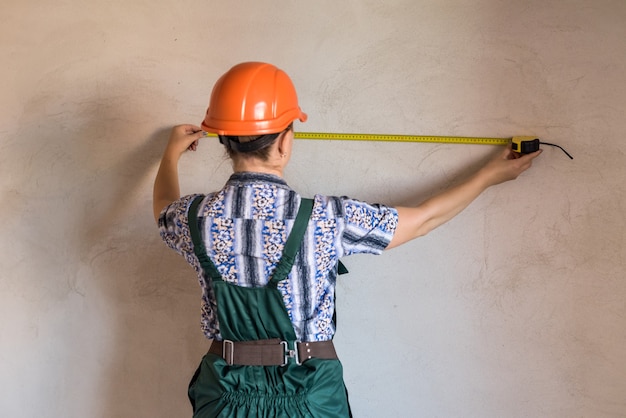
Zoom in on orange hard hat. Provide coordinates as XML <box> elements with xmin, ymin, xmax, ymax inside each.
<box><xmin>201</xmin><ymin>62</ymin><xmax>307</xmax><ymax>136</ymax></box>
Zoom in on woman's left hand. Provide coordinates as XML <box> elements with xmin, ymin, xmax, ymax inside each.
<box><xmin>152</xmin><ymin>124</ymin><xmax>205</xmax><ymax>222</ymax></box>
<box><xmin>164</xmin><ymin>124</ymin><xmax>205</xmax><ymax>159</ymax></box>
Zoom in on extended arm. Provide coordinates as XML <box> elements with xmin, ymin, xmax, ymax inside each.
<box><xmin>153</xmin><ymin>125</ymin><xmax>204</xmax><ymax>222</ymax></box>
<box><xmin>386</xmin><ymin>146</ymin><xmax>542</xmax><ymax>250</ymax></box>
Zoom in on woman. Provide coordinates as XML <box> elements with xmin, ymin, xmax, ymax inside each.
<box><xmin>153</xmin><ymin>62</ymin><xmax>541</xmax><ymax>417</ymax></box>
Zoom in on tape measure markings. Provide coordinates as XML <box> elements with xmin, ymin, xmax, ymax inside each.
<box><xmin>294</xmin><ymin>132</ymin><xmax>509</xmax><ymax>145</ymax></box>
<box><xmin>203</xmin><ymin>131</ymin><xmax>510</xmax><ymax>146</ymax></box>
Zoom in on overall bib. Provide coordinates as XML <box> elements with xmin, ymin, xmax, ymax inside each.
<box><xmin>187</xmin><ymin>197</ymin><xmax>351</xmax><ymax>418</ymax></box>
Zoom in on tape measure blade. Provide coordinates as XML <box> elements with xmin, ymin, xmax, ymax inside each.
<box><xmin>204</xmin><ymin>131</ymin><xmax>507</xmax><ymax>145</ymax></box>
<box><xmin>295</xmin><ymin>132</ymin><xmax>508</xmax><ymax>146</ymax></box>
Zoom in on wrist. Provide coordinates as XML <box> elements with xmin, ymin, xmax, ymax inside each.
<box><xmin>162</xmin><ymin>145</ymin><xmax>184</xmax><ymax>163</ymax></box>
<box><xmin>471</xmin><ymin>168</ymin><xmax>493</xmax><ymax>190</ymax></box>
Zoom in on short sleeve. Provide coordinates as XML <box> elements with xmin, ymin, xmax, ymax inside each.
<box><xmin>157</xmin><ymin>194</ymin><xmax>202</xmax><ymax>255</ymax></box>
<box><xmin>340</xmin><ymin>198</ymin><xmax>398</xmax><ymax>256</ymax></box>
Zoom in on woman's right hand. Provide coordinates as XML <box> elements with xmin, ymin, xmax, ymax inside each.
<box><xmin>478</xmin><ymin>145</ymin><xmax>542</xmax><ymax>188</ymax></box>
<box><xmin>387</xmin><ymin>144</ymin><xmax>542</xmax><ymax>249</ymax></box>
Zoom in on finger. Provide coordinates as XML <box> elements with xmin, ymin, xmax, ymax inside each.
<box><xmin>516</xmin><ymin>151</ymin><xmax>542</xmax><ymax>173</ymax></box>
<box><xmin>174</xmin><ymin>124</ymin><xmax>201</xmax><ymax>135</ymax></box>
<box><xmin>508</xmin><ymin>151</ymin><xmax>521</xmax><ymax>160</ymax></box>
<box><xmin>501</xmin><ymin>145</ymin><xmax>520</xmax><ymax>160</ymax></box>
<box><xmin>180</xmin><ymin>129</ymin><xmax>205</xmax><ymax>145</ymax></box>
<box><xmin>519</xmin><ymin>149</ymin><xmax>543</xmax><ymax>161</ymax></box>
<box><xmin>186</xmin><ymin>124</ymin><xmax>203</xmax><ymax>134</ymax></box>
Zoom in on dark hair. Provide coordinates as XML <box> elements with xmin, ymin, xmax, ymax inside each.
<box><xmin>221</xmin><ymin>123</ymin><xmax>293</xmax><ymax>161</ymax></box>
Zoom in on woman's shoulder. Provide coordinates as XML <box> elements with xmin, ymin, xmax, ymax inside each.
<box><xmin>311</xmin><ymin>194</ymin><xmax>373</xmax><ymax>212</ymax></box>
<box><xmin>310</xmin><ymin>194</ymin><xmax>365</xmax><ymax>220</ymax></box>
<box><xmin>311</xmin><ymin>193</ymin><xmax>398</xmax><ymax>223</ymax></box>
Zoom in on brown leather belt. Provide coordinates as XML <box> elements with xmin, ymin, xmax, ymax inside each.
<box><xmin>208</xmin><ymin>338</ymin><xmax>338</xmax><ymax>366</ymax></box>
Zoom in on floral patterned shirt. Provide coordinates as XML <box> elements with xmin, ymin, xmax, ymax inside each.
<box><xmin>158</xmin><ymin>172</ymin><xmax>398</xmax><ymax>342</ymax></box>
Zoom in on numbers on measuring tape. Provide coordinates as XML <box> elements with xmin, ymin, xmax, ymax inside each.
<box><xmin>294</xmin><ymin>132</ymin><xmax>509</xmax><ymax>146</ymax></box>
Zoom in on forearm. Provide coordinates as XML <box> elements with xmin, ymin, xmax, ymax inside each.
<box><xmin>386</xmin><ymin>146</ymin><xmax>541</xmax><ymax>249</ymax></box>
<box><xmin>411</xmin><ymin>171</ymin><xmax>489</xmax><ymax>235</ymax></box>
<box><xmin>153</xmin><ymin>153</ymin><xmax>181</xmax><ymax>222</ymax></box>
<box><xmin>389</xmin><ymin>172</ymin><xmax>489</xmax><ymax>248</ymax></box>
<box><xmin>152</xmin><ymin>125</ymin><xmax>204</xmax><ymax>223</ymax></box>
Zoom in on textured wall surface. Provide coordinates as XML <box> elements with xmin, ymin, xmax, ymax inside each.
<box><xmin>1</xmin><ymin>1</ymin><xmax>625</xmax><ymax>417</ymax></box>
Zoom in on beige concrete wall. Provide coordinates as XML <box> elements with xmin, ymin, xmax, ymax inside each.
<box><xmin>1</xmin><ymin>1</ymin><xmax>625</xmax><ymax>417</ymax></box>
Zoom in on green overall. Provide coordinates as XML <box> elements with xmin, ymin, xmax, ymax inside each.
<box><xmin>187</xmin><ymin>197</ymin><xmax>351</xmax><ymax>418</ymax></box>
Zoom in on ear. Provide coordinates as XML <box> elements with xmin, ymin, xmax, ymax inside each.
<box><xmin>277</xmin><ymin>129</ymin><xmax>294</xmax><ymax>156</ymax></box>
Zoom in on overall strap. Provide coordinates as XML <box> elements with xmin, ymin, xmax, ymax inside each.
<box><xmin>188</xmin><ymin>196</ymin><xmax>314</xmax><ymax>285</ymax></box>
<box><xmin>338</xmin><ymin>261</ymin><xmax>348</xmax><ymax>275</ymax></box>
<box><xmin>268</xmin><ymin>198</ymin><xmax>313</xmax><ymax>288</ymax></box>
<box><xmin>188</xmin><ymin>196</ymin><xmax>222</xmax><ymax>281</ymax></box>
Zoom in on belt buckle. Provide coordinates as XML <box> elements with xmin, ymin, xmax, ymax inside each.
<box><xmin>222</xmin><ymin>339</ymin><xmax>234</xmax><ymax>365</ymax></box>
<box><xmin>281</xmin><ymin>340</ymin><xmax>301</xmax><ymax>366</ymax></box>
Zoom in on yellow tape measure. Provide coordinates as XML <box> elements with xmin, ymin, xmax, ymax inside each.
<box><xmin>204</xmin><ymin>131</ymin><xmax>509</xmax><ymax>146</ymax></box>
<box><xmin>293</xmin><ymin>132</ymin><xmax>509</xmax><ymax>145</ymax></box>
<box><xmin>203</xmin><ymin>131</ymin><xmax>573</xmax><ymax>158</ymax></box>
